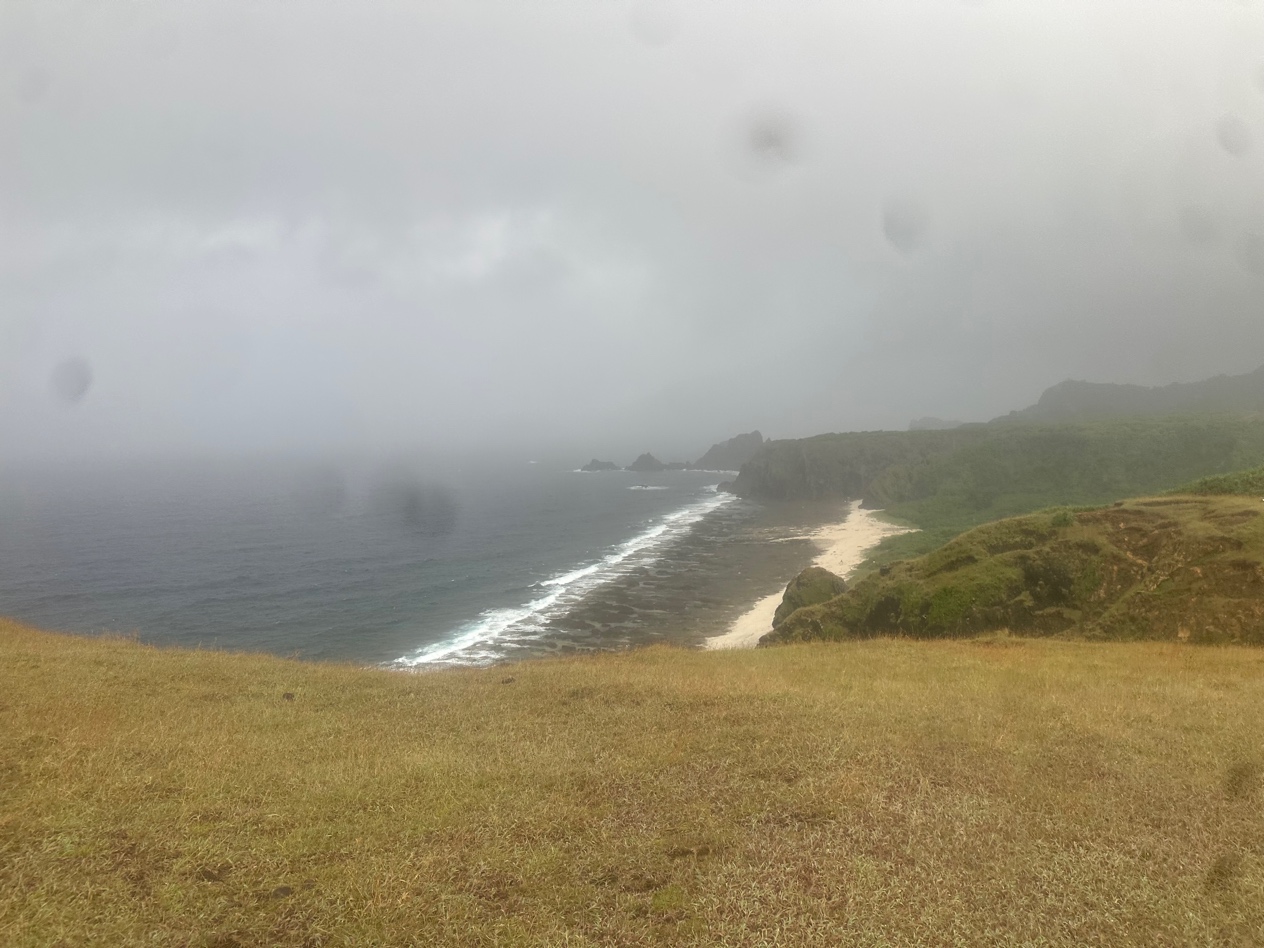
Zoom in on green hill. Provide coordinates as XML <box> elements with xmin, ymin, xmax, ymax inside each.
<box><xmin>767</xmin><ymin>493</ymin><xmax>1264</xmax><ymax>647</ymax></box>
<box><xmin>3</xmin><ymin>618</ymin><xmax>1263</xmax><ymax>945</ymax></box>
<box><xmin>732</xmin><ymin>416</ymin><xmax>1264</xmax><ymax>563</ymax></box>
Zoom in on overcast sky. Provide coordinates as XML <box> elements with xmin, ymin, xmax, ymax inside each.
<box><xmin>3</xmin><ymin>0</ymin><xmax>1263</xmax><ymax>462</ymax></box>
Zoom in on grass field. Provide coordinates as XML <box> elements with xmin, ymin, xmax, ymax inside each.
<box><xmin>3</xmin><ymin>619</ymin><xmax>1263</xmax><ymax>946</ymax></box>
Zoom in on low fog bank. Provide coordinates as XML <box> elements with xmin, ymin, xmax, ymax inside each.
<box><xmin>3</xmin><ymin>1</ymin><xmax>1263</xmax><ymax>464</ymax></box>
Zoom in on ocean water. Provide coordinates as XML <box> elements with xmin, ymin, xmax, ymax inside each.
<box><xmin>0</xmin><ymin>459</ymin><xmax>837</xmax><ymax>666</ymax></box>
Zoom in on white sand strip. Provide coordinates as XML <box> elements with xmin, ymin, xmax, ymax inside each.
<box><xmin>704</xmin><ymin>501</ymin><xmax>913</xmax><ymax>650</ymax></box>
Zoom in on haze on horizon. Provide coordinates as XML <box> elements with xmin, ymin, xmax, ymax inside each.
<box><xmin>3</xmin><ymin>0</ymin><xmax>1264</xmax><ymax>465</ymax></box>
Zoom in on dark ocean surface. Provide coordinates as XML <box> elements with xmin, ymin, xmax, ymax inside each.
<box><xmin>0</xmin><ymin>459</ymin><xmax>839</xmax><ymax>666</ymax></box>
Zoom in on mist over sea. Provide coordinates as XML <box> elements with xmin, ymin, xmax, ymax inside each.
<box><xmin>0</xmin><ymin>459</ymin><xmax>835</xmax><ymax>666</ymax></box>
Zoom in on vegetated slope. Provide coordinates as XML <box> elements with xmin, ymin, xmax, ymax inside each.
<box><xmin>767</xmin><ymin>494</ymin><xmax>1264</xmax><ymax>647</ymax></box>
<box><xmin>729</xmin><ymin>428</ymin><xmax>989</xmax><ymax>502</ymax></box>
<box><xmin>3</xmin><ymin>619</ymin><xmax>1263</xmax><ymax>946</ymax></box>
<box><xmin>993</xmin><ymin>364</ymin><xmax>1264</xmax><ymax>424</ymax></box>
<box><xmin>733</xmin><ymin>416</ymin><xmax>1264</xmax><ymax>562</ymax></box>
<box><xmin>1177</xmin><ymin>465</ymin><xmax>1264</xmax><ymax>497</ymax></box>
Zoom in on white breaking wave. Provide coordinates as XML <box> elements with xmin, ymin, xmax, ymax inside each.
<box><xmin>394</xmin><ymin>491</ymin><xmax>735</xmax><ymax>667</ymax></box>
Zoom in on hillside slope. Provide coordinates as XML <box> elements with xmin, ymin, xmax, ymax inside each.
<box><xmin>3</xmin><ymin>619</ymin><xmax>1262</xmax><ymax>945</ymax></box>
<box><xmin>768</xmin><ymin>494</ymin><xmax>1264</xmax><ymax>647</ymax></box>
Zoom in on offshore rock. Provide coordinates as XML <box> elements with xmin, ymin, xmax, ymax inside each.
<box><xmin>581</xmin><ymin>459</ymin><xmax>619</xmax><ymax>472</ymax></box>
<box><xmin>626</xmin><ymin>453</ymin><xmax>667</xmax><ymax>473</ymax></box>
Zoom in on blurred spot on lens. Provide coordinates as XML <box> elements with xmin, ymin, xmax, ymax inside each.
<box><xmin>143</xmin><ymin>24</ymin><xmax>182</xmax><ymax>60</ymax></box>
<box><xmin>293</xmin><ymin>468</ymin><xmax>347</xmax><ymax>516</ymax></box>
<box><xmin>50</xmin><ymin>358</ymin><xmax>92</xmax><ymax>405</ymax></box>
<box><xmin>1179</xmin><ymin>205</ymin><xmax>1220</xmax><ymax>245</ymax></box>
<box><xmin>629</xmin><ymin>0</ymin><xmax>677</xmax><ymax>47</ymax></box>
<box><xmin>371</xmin><ymin>480</ymin><xmax>458</xmax><ymax>537</ymax></box>
<box><xmin>882</xmin><ymin>197</ymin><xmax>929</xmax><ymax>255</ymax></box>
<box><xmin>726</xmin><ymin>108</ymin><xmax>804</xmax><ymax>184</ymax></box>
<box><xmin>747</xmin><ymin>111</ymin><xmax>798</xmax><ymax>168</ymax></box>
<box><xmin>1237</xmin><ymin>231</ymin><xmax>1264</xmax><ymax>277</ymax></box>
<box><xmin>1216</xmin><ymin>114</ymin><xmax>1251</xmax><ymax>156</ymax></box>
<box><xmin>15</xmin><ymin>68</ymin><xmax>50</xmax><ymax>105</ymax></box>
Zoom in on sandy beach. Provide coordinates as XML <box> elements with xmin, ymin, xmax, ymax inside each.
<box><xmin>704</xmin><ymin>500</ymin><xmax>912</xmax><ymax>650</ymax></box>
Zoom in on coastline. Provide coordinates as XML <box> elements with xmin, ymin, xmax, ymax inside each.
<box><xmin>704</xmin><ymin>500</ymin><xmax>913</xmax><ymax>650</ymax></box>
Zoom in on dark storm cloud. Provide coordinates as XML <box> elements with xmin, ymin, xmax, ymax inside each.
<box><xmin>2</xmin><ymin>0</ymin><xmax>1263</xmax><ymax>460</ymax></box>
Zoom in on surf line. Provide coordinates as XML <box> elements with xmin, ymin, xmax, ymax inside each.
<box><xmin>394</xmin><ymin>491</ymin><xmax>736</xmax><ymax>667</ymax></box>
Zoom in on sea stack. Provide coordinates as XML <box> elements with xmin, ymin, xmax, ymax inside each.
<box><xmin>626</xmin><ymin>453</ymin><xmax>668</xmax><ymax>473</ymax></box>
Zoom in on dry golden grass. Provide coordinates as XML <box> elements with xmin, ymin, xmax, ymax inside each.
<box><xmin>2</xmin><ymin>618</ymin><xmax>1263</xmax><ymax>946</ymax></box>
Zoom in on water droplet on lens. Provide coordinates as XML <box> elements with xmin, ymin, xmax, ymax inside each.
<box><xmin>1238</xmin><ymin>231</ymin><xmax>1264</xmax><ymax>276</ymax></box>
<box><xmin>50</xmin><ymin>358</ymin><xmax>92</xmax><ymax>405</ymax></box>
<box><xmin>15</xmin><ymin>68</ymin><xmax>50</xmax><ymax>104</ymax></box>
<box><xmin>1179</xmin><ymin>205</ymin><xmax>1220</xmax><ymax>245</ymax></box>
<box><xmin>629</xmin><ymin>0</ymin><xmax>677</xmax><ymax>46</ymax></box>
<box><xmin>371</xmin><ymin>480</ymin><xmax>458</xmax><ymax>536</ymax></box>
<box><xmin>882</xmin><ymin>198</ymin><xmax>929</xmax><ymax>254</ymax></box>
<box><xmin>1217</xmin><ymin>114</ymin><xmax>1252</xmax><ymax>156</ymax></box>
<box><xmin>747</xmin><ymin>112</ymin><xmax>797</xmax><ymax>167</ymax></box>
<box><xmin>293</xmin><ymin>468</ymin><xmax>347</xmax><ymax>516</ymax></box>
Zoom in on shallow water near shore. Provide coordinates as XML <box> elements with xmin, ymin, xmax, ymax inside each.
<box><xmin>0</xmin><ymin>459</ymin><xmax>842</xmax><ymax>666</ymax></box>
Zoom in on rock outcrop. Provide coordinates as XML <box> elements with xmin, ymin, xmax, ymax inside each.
<box><xmin>772</xmin><ymin>566</ymin><xmax>847</xmax><ymax>629</ymax></box>
<box><xmin>581</xmin><ymin>459</ymin><xmax>619</xmax><ymax>472</ymax></box>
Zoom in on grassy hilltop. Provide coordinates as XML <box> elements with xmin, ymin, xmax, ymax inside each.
<box><xmin>3</xmin><ymin>618</ymin><xmax>1264</xmax><ymax>946</ymax></box>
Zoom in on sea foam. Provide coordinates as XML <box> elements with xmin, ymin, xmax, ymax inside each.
<box><xmin>393</xmin><ymin>491</ymin><xmax>735</xmax><ymax>666</ymax></box>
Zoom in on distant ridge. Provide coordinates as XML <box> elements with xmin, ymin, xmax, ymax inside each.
<box><xmin>993</xmin><ymin>365</ymin><xmax>1264</xmax><ymax>424</ymax></box>
<box><xmin>908</xmin><ymin>417</ymin><xmax>962</xmax><ymax>431</ymax></box>
<box><xmin>691</xmin><ymin>430</ymin><xmax>764</xmax><ymax>471</ymax></box>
